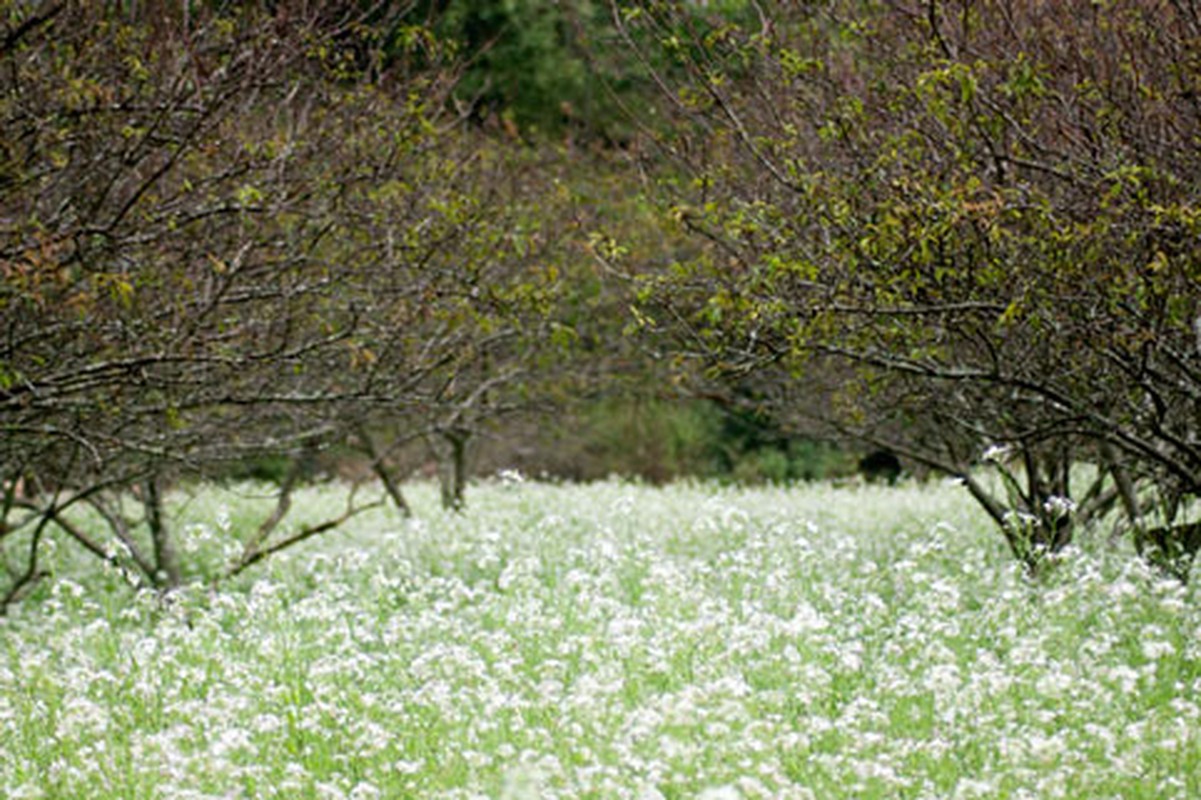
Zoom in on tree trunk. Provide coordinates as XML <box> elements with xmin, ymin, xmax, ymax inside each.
<box><xmin>1102</xmin><ymin>441</ymin><xmax>1142</xmax><ymax>547</ymax></box>
<box><xmin>0</xmin><ymin>512</ymin><xmax>52</xmax><ymax>616</ymax></box>
<box><xmin>439</xmin><ymin>429</ymin><xmax>470</xmax><ymax>512</ymax></box>
<box><xmin>355</xmin><ymin>425</ymin><xmax>412</xmax><ymax>517</ymax></box>
<box><xmin>143</xmin><ymin>474</ymin><xmax>181</xmax><ymax>589</ymax></box>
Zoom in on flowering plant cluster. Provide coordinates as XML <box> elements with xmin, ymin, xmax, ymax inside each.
<box><xmin>2</xmin><ymin>480</ymin><xmax>1198</xmax><ymax>798</ymax></box>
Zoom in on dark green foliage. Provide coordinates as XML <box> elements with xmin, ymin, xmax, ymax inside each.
<box><xmin>507</xmin><ymin>397</ymin><xmax>850</xmax><ymax>485</ymax></box>
<box><xmin>857</xmin><ymin>451</ymin><xmax>902</xmax><ymax>486</ymax></box>
<box><xmin>412</xmin><ymin>0</ymin><xmax>639</xmax><ymax>142</ymax></box>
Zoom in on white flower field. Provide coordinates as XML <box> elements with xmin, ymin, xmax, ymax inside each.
<box><xmin>1</xmin><ymin>479</ymin><xmax>1199</xmax><ymax>799</ymax></box>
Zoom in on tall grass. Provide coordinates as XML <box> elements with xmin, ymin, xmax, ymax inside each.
<box><xmin>1</xmin><ymin>479</ymin><xmax>1198</xmax><ymax>798</ymax></box>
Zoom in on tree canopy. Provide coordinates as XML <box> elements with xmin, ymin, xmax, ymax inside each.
<box><xmin>619</xmin><ymin>0</ymin><xmax>1201</xmax><ymax>575</ymax></box>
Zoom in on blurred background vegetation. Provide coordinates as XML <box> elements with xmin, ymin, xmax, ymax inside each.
<box><xmin>362</xmin><ymin>0</ymin><xmax>855</xmax><ymax>486</ymax></box>
<box><xmin>474</xmin><ymin>396</ymin><xmax>855</xmax><ymax>485</ymax></box>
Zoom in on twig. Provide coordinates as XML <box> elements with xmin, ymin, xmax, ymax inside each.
<box><xmin>223</xmin><ymin>490</ymin><xmax>383</xmax><ymax>580</ymax></box>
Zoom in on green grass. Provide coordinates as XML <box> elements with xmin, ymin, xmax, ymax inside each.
<box><xmin>1</xmin><ymin>478</ymin><xmax>1199</xmax><ymax>798</ymax></box>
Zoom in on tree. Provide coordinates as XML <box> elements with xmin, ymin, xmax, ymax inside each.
<box><xmin>0</xmin><ymin>0</ymin><xmax>627</xmax><ymax>608</ymax></box>
<box><xmin>617</xmin><ymin>0</ymin><xmax>1201</xmax><ymax>576</ymax></box>
<box><xmin>339</xmin><ymin>132</ymin><xmax>584</xmax><ymax>510</ymax></box>
<box><xmin>0</xmin><ymin>0</ymin><xmax>514</xmax><ymax>606</ymax></box>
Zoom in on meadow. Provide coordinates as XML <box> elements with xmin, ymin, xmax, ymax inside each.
<box><xmin>1</xmin><ymin>478</ymin><xmax>1198</xmax><ymax>799</ymax></box>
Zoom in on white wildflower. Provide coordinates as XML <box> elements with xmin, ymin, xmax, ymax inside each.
<box><xmin>953</xmin><ymin>778</ymin><xmax>996</xmax><ymax>798</ymax></box>
<box><xmin>1043</xmin><ymin>495</ymin><xmax>1076</xmax><ymax>518</ymax></box>
<box><xmin>1141</xmin><ymin>639</ymin><xmax>1176</xmax><ymax>660</ymax></box>
<box><xmin>981</xmin><ymin>443</ymin><xmax>1012</xmax><ymax>463</ymax></box>
<box><xmin>1002</xmin><ymin>509</ymin><xmax>1038</xmax><ymax>530</ymax></box>
<box><xmin>497</xmin><ymin>468</ymin><xmax>526</xmax><ymax>486</ymax></box>
<box><xmin>348</xmin><ymin>782</ymin><xmax>382</xmax><ymax>800</ymax></box>
<box><xmin>499</xmin><ymin>764</ymin><xmax>544</xmax><ymax>800</ymax></box>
